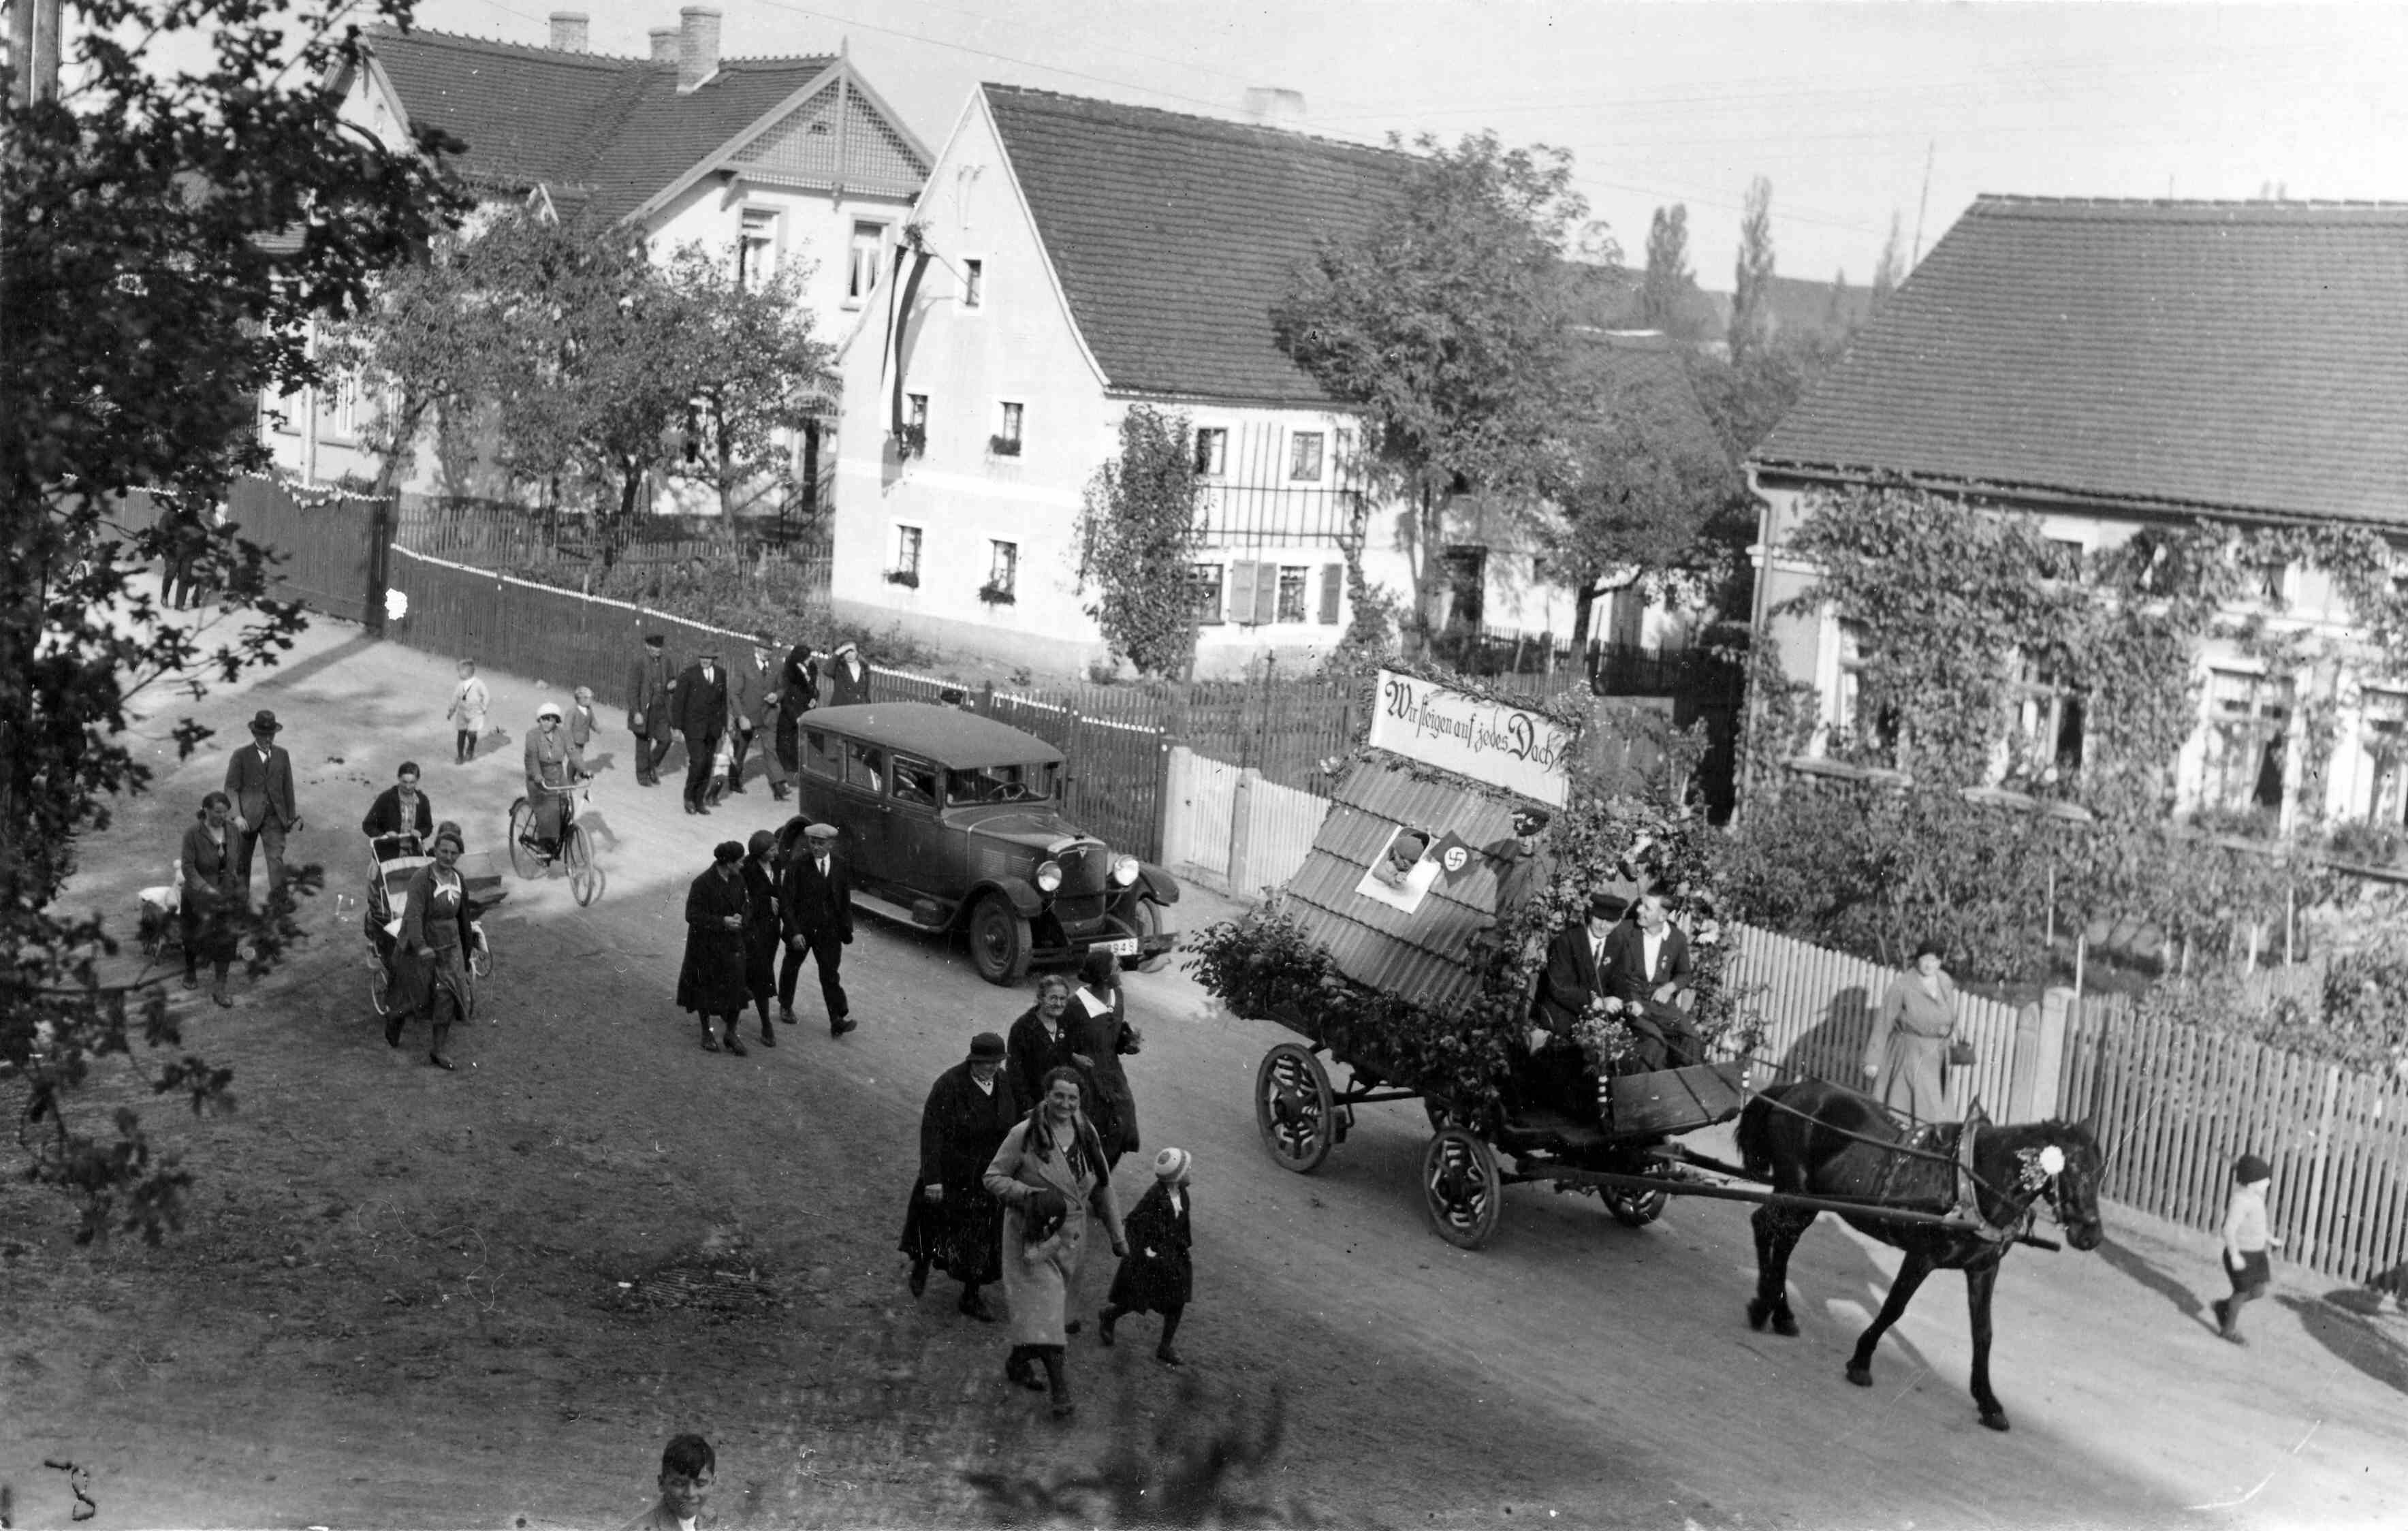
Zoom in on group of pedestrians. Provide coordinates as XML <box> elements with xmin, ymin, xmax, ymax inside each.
<box><xmin>898</xmin><ymin>955</ymin><xmax>1190</xmax><ymax>1422</ymax></box>
<box><xmin>627</xmin><ymin>630</ymin><xmax>872</xmax><ymax>814</ymax></box>
<box><xmin>676</xmin><ymin>821</ymin><xmax>856</xmax><ymax>1054</ymax></box>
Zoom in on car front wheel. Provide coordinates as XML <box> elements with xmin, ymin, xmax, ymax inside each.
<box><xmin>968</xmin><ymin>893</ymin><xmax>1032</xmax><ymax>985</ymax></box>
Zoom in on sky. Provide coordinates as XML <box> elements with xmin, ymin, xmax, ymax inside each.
<box><xmin>388</xmin><ymin>0</ymin><xmax>2408</xmax><ymax>286</ymax></box>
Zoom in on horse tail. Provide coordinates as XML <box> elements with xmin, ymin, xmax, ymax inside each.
<box><xmin>1737</xmin><ymin>1088</ymin><xmax>1778</xmax><ymax>1180</ymax></box>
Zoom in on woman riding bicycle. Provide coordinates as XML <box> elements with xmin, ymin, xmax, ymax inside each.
<box><xmin>522</xmin><ymin>702</ymin><xmax>584</xmax><ymax>855</ymax></box>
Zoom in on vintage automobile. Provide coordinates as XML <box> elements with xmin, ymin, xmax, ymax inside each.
<box><xmin>780</xmin><ymin>702</ymin><xmax>1180</xmax><ymax>983</ymax></box>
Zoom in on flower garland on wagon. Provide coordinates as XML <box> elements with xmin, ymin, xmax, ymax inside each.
<box><xmin>1185</xmin><ymin>685</ymin><xmax>1758</xmax><ymax>1120</ymax></box>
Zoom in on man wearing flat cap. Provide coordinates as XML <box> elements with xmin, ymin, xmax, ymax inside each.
<box><xmin>672</xmin><ymin>644</ymin><xmax>731</xmax><ymax>815</ymax></box>
<box><xmin>1484</xmin><ymin>805</ymin><xmax>1555</xmax><ymax>937</ymax></box>
<box><xmin>900</xmin><ymin>1031</ymin><xmax>1020</xmax><ymax>1321</ymax></box>
<box><xmin>821</xmin><ymin>640</ymin><xmax>871</xmax><ymax>708</ymax></box>
<box><xmin>678</xmin><ymin>841</ymin><xmax>754</xmax><ymax>1054</ymax></box>
<box><xmin>223</xmin><ymin>708</ymin><xmax>302</xmax><ymax>903</ymax></box>
<box><xmin>778</xmin><ymin>822</ymin><xmax>856</xmax><ymax>1036</ymax></box>
<box><xmin>627</xmin><ymin>632</ymin><xmax>678</xmax><ymax>789</ymax></box>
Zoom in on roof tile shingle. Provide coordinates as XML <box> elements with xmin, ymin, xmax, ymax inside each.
<box><xmin>1753</xmin><ymin>196</ymin><xmax>2408</xmax><ymax>526</ymax></box>
<box><xmin>983</xmin><ymin>85</ymin><xmax>1412</xmax><ymax>406</ymax></box>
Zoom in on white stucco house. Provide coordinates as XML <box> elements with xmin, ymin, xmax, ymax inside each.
<box><xmin>266</xmin><ymin>7</ymin><xmax>930</xmax><ymax>505</ymax></box>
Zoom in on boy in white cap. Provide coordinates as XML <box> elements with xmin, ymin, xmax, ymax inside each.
<box><xmin>1098</xmin><ymin>1146</ymin><xmax>1194</xmax><ymax>1366</ymax></box>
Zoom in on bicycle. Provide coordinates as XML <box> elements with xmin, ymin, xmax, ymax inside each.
<box><xmin>507</xmin><ymin>775</ymin><xmax>603</xmax><ymax>906</ymax></box>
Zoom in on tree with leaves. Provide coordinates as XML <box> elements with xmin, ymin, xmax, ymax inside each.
<box><xmin>1274</xmin><ymin>131</ymin><xmax>1589</xmax><ymax>654</ymax></box>
<box><xmin>1075</xmin><ymin>405</ymin><xmax>1206</xmax><ymax>677</ymax></box>
<box><xmin>2</xmin><ymin>0</ymin><xmax>462</xmax><ymax>1241</ymax></box>
<box><xmin>1639</xmin><ymin>204</ymin><xmax>1701</xmax><ymax>338</ymax></box>
<box><xmin>1727</xmin><ymin>175</ymin><xmax>1777</xmax><ymax>364</ymax></box>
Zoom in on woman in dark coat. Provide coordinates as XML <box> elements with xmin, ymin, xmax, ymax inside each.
<box><xmin>179</xmin><ymin>791</ymin><xmax>243</xmax><ymax>1005</ymax></box>
<box><xmin>1007</xmin><ymin>974</ymin><xmax>1090</xmax><ymax>1112</ymax></box>
<box><xmin>678</xmin><ymin>842</ymin><xmax>753</xmax><ymax>1055</ymax></box>
<box><xmin>774</xmin><ymin>642</ymin><xmax>819</xmax><ymax>778</ymax></box>
<box><xmin>389</xmin><ymin>820</ymin><xmax>482</xmax><ymax>1071</ymax></box>
<box><xmin>1066</xmin><ymin>949</ymin><xmax>1141</xmax><ymax>1166</ymax></box>
<box><xmin>740</xmin><ymin>830</ymin><xmax>782</xmax><ymax>1047</ymax></box>
<box><xmin>1101</xmin><ymin>1146</ymin><xmax>1194</xmax><ymax>1366</ymax></box>
<box><xmin>900</xmin><ymin>1031</ymin><xmax>1021</xmax><ymax>1321</ymax></box>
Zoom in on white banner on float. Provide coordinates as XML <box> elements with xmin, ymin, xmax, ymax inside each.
<box><xmin>1367</xmin><ymin>669</ymin><xmax>1574</xmax><ymax>808</ymax></box>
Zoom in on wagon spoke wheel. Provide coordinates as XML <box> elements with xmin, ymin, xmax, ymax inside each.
<box><xmin>506</xmin><ymin>798</ymin><xmax>540</xmax><ymax>879</ymax></box>
<box><xmin>1423</xmin><ymin>1127</ymin><xmax>1504</xmax><ymax>1250</ymax></box>
<box><xmin>564</xmin><ymin>823</ymin><xmax>603</xmax><ymax>906</ymax></box>
<box><xmin>1254</xmin><ymin>1043</ymin><xmax>1335</xmax><ymax>1173</ymax></box>
<box><xmin>1602</xmin><ymin>1167</ymin><xmax>1671</xmax><ymax>1229</ymax></box>
<box><xmin>368</xmin><ymin>951</ymin><xmax>394</xmax><ymax>1017</ymax></box>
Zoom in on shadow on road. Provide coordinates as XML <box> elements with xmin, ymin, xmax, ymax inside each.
<box><xmin>249</xmin><ymin>631</ymin><xmax>385</xmax><ymax>695</ymax></box>
<box><xmin>2094</xmin><ymin>1233</ymin><xmax>2210</xmax><ymax>1327</ymax></box>
<box><xmin>2279</xmin><ymin>1291</ymin><xmax>2408</xmax><ymax>1397</ymax></box>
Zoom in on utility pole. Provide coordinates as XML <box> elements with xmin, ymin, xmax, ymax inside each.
<box><xmin>5</xmin><ymin>0</ymin><xmax>61</xmax><ymax>108</ymax></box>
<box><xmin>1910</xmin><ymin>139</ymin><xmax>1934</xmax><ymax>269</ymax></box>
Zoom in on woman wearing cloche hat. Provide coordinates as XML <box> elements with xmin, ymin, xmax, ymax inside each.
<box><xmin>1097</xmin><ymin>1146</ymin><xmax>1196</xmax><ymax>1367</ymax></box>
<box><xmin>677</xmin><ymin>841</ymin><xmax>754</xmax><ymax>1055</ymax></box>
<box><xmin>900</xmin><ymin>1031</ymin><xmax>1021</xmax><ymax>1322</ymax></box>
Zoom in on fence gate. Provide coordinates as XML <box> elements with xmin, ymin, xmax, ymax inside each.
<box><xmin>1164</xmin><ymin>747</ymin><xmax>1241</xmax><ymax>892</ymax></box>
<box><xmin>227</xmin><ymin>476</ymin><xmax>387</xmax><ymax>626</ymax></box>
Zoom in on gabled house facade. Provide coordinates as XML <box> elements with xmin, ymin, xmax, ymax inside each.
<box><xmin>266</xmin><ymin>9</ymin><xmax>931</xmax><ymax>500</ymax></box>
<box><xmin>1748</xmin><ymin>197</ymin><xmax>2408</xmax><ymax>830</ymax></box>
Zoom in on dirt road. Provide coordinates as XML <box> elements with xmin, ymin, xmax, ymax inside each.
<box><xmin>3</xmin><ymin>603</ymin><xmax>2405</xmax><ymax>1529</ymax></box>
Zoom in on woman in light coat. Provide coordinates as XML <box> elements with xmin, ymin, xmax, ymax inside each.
<box><xmin>983</xmin><ymin>1066</ymin><xmax>1127</xmax><ymax>1421</ymax></box>
<box><xmin>1863</xmin><ymin>936</ymin><xmax>1959</xmax><ymax>1122</ymax></box>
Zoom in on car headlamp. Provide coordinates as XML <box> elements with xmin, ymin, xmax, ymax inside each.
<box><xmin>1111</xmin><ymin>855</ymin><xmax>1141</xmax><ymax>887</ymax></box>
<box><xmin>1034</xmin><ymin>860</ymin><xmax>1063</xmax><ymax>893</ymax></box>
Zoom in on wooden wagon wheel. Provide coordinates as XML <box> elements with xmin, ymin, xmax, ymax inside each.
<box><xmin>1423</xmin><ymin>1127</ymin><xmax>1504</xmax><ymax>1250</ymax></box>
<box><xmin>1254</xmin><ymin>1042</ymin><xmax>1335</xmax><ymax>1173</ymax></box>
<box><xmin>1602</xmin><ymin>1166</ymin><xmax>1671</xmax><ymax>1229</ymax></box>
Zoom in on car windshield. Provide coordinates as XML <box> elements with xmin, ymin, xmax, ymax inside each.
<box><xmin>947</xmin><ymin>763</ymin><xmax>1056</xmax><ymax>805</ymax></box>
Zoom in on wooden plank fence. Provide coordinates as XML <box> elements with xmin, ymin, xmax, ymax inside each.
<box><xmin>2056</xmin><ymin>994</ymin><xmax>2408</xmax><ymax>1287</ymax></box>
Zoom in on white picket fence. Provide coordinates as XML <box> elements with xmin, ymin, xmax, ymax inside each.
<box><xmin>1162</xmin><ymin>746</ymin><xmax>1328</xmax><ymax>898</ymax></box>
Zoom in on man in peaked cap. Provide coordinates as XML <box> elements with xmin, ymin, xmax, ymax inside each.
<box><xmin>223</xmin><ymin>708</ymin><xmax>302</xmax><ymax>902</ymax></box>
<box><xmin>778</xmin><ymin>822</ymin><xmax>856</xmax><ymax>1036</ymax></box>
<box><xmin>671</xmin><ymin>642</ymin><xmax>731</xmax><ymax>815</ymax></box>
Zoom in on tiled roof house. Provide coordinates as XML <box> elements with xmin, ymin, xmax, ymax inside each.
<box><xmin>1746</xmin><ymin>195</ymin><xmax>2408</xmax><ymax>826</ymax></box>
<box><xmin>270</xmin><ymin>10</ymin><xmax>930</xmax><ymax>496</ymax></box>
<box><xmin>829</xmin><ymin>84</ymin><xmax>1722</xmax><ymax>676</ymax></box>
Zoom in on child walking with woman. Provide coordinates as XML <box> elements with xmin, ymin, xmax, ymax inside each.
<box><xmin>1098</xmin><ymin>1146</ymin><xmax>1194</xmax><ymax>1366</ymax></box>
<box><xmin>2213</xmin><ymin>1152</ymin><xmax>2281</xmax><ymax>1344</ymax></box>
<box><xmin>445</xmin><ymin>658</ymin><xmax>490</xmax><ymax>763</ymax></box>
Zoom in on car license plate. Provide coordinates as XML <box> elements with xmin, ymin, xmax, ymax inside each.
<box><xmin>1097</xmin><ymin>937</ymin><xmax>1139</xmax><ymax>958</ymax></box>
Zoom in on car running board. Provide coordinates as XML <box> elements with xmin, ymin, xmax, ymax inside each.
<box><xmin>852</xmin><ymin>889</ymin><xmax>949</xmax><ymax>930</ymax></box>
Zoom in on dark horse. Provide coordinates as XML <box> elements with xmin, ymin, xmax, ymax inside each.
<box><xmin>1736</xmin><ymin>1078</ymin><xmax>2105</xmax><ymax>1432</ymax></box>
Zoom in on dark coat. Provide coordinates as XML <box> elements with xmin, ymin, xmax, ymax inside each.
<box><xmin>627</xmin><ymin>648</ymin><xmax>676</xmax><ymax>734</ymax></box>
<box><xmin>1107</xmin><ymin>1180</ymin><xmax>1193</xmax><ymax>1314</ymax></box>
<box><xmin>727</xmin><ymin>651</ymin><xmax>764</xmax><ymax>733</ymax></box>
<box><xmin>1599</xmin><ymin>920</ymin><xmax>1693</xmax><ymax>1005</ymax></box>
<box><xmin>1067</xmin><ymin>986</ymin><xmax>1141</xmax><ymax>1161</ymax></box>
<box><xmin>671</xmin><ymin>661</ymin><xmax>731</xmax><ymax>743</ymax></box>
<box><xmin>1007</xmin><ymin>1005</ymin><xmax>1088</xmax><ymax>1116</ymax></box>
<box><xmin>223</xmin><ymin>742</ymin><xmax>298</xmax><ymax>829</ymax></box>
<box><xmin>778</xmin><ymin>848</ymin><xmax>853</xmax><ymax>942</ymax></box>
<box><xmin>780</xmin><ymin>645</ymin><xmax>820</xmax><ymax>713</ymax></box>
<box><xmin>740</xmin><ymin>857</ymin><xmax>781</xmax><ymax>1000</ymax></box>
<box><xmin>360</xmin><ymin>785</ymin><xmax>435</xmax><ymax>841</ymax></box>
<box><xmin>676</xmin><ymin>866</ymin><xmax>751</xmax><ymax>1017</ymax></box>
<box><xmin>1536</xmin><ymin>920</ymin><xmax>1610</xmax><ymax>1038</ymax></box>
<box><xmin>898</xmin><ymin>1061</ymin><xmax>1023</xmax><ymax>1282</ymax></box>
<box><xmin>822</xmin><ymin>653</ymin><xmax>872</xmax><ymax>707</ymax></box>
<box><xmin>394</xmin><ymin>864</ymin><xmax>480</xmax><ymax>1022</ymax></box>
<box><xmin>178</xmin><ymin>821</ymin><xmax>242</xmax><ymax>960</ymax></box>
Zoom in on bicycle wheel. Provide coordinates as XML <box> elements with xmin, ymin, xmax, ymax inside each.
<box><xmin>368</xmin><ymin>951</ymin><xmax>393</xmax><ymax>1016</ymax></box>
<box><xmin>469</xmin><ymin>935</ymin><xmax>494</xmax><ymax>978</ymax></box>
<box><xmin>564</xmin><ymin>823</ymin><xmax>603</xmax><ymax>906</ymax></box>
<box><xmin>507</xmin><ymin>798</ymin><xmax>540</xmax><ymax>879</ymax></box>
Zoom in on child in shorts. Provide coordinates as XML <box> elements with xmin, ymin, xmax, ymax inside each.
<box><xmin>2213</xmin><ymin>1152</ymin><xmax>2281</xmax><ymax>1344</ymax></box>
<box><xmin>446</xmin><ymin>658</ymin><xmax>490</xmax><ymax>763</ymax></box>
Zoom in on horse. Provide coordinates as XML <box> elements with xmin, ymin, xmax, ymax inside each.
<box><xmin>1734</xmin><ymin>1077</ymin><xmax>2104</xmax><ymax>1433</ymax></box>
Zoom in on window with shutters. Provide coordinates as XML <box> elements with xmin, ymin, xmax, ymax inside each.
<box><xmin>1276</xmin><ymin>566</ymin><xmax>1308</xmax><ymax>623</ymax></box>
<box><xmin>1192</xmin><ymin>563</ymin><xmax>1226</xmax><ymax>625</ymax></box>
<box><xmin>1318</xmin><ymin>564</ymin><xmax>1343</xmax><ymax>625</ymax></box>
<box><xmin>1226</xmin><ymin>561</ymin><xmax>1278</xmax><ymax>625</ymax></box>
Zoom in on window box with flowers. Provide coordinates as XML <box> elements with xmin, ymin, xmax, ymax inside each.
<box><xmin>977</xmin><ymin>580</ymin><xmax>1015</xmax><ymax>606</ymax></box>
<box><xmin>885</xmin><ymin>568</ymin><xmax>921</xmax><ymax>589</ymax></box>
<box><xmin>987</xmin><ymin>433</ymin><xmax>1021</xmax><ymax>458</ymax></box>
<box><xmin>893</xmin><ymin>422</ymin><xmax>927</xmax><ymax>460</ymax></box>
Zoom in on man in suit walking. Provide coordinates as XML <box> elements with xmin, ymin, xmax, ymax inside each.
<box><xmin>1598</xmin><ymin>891</ymin><xmax>1700</xmax><ymax>1071</ymax></box>
<box><xmin>778</xmin><ymin>822</ymin><xmax>857</xmax><ymax>1036</ymax></box>
<box><xmin>222</xmin><ymin>708</ymin><xmax>302</xmax><ymax>902</ymax></box>
<box><xmin>723</xmin><ymin>635</ymin><xmax>767</xmax><ymax>796</ymax></box>
<box><xmin>671</xmin><ymin>644</ymin><xmax>730</xmax><ymax>816</ymax></box>
<box><xmin>627</xmin><ymin>633</ymin><xmax>678</xmax><ymax>788</ymax></box>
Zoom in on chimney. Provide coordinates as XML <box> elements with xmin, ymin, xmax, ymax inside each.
<box><xmin>678</xmin><ymin>5</ymin><xmax>720</xmax><ymax>93</ymax></box>
<box><xmin>548</xmin><ymin>11</ymin><xmax>589</xmax><ymax>51</ymax></box>
<box><xmin>1241</xmin><ymin>87</ymin><xmax>1305</xmax><ymax>127</ymax></box>
<box><xmin>648</xmin><ymin>26</ymin><xmax>680</xmax><ymax>63</ymax></box>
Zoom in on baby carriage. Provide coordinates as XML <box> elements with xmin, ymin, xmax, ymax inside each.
<box><xmin>362</xmin><ymin>831</ymin><xmax>497</xmax><ymax>1017</ymax></box>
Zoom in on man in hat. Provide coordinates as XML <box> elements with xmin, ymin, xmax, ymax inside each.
<box><xmin>627</xmin><ymin>633</ymin><xmax>678</xmax><ymax>788</ymax></box>
<box><xmin>1536</xmin><ymin>889</ymin><xmax>1624</xmax><ymax>1045</ymax></box>
<box><xmin>778</xmin><ymin>822</ymin><xmax>855</xmax><ymax>1036</ymax></box>
<box><xmin>672</xmin><ymin>644</ymin><xmax>731</xmax><ymax>815</ymax></box>
<box><xmin>1598</xmin><ymin>891</ymin><xmax>1700</xmax><ymax>1071</ymax></box>
<box><xmin>774</xmin><ymin>640</ymin><xmax>819</xmax><ymax>793</ymax></box>
<box><xmin>723</xmin><ymin>633</ymin><xmax>770</xmax><ymax>797</ymax></box>
<box><xmin>223</xmin><ymin>708</ymin><xmax>302</xmax><ymax>902</ymax></box>
<box><xmin>821</xmin><ymin>640</ymin><xmax>871</xmax><ymax>707</ymax></box>
<box><xmin>1493</xmin><ymin>806</ymin><xmax>1555</xmax><ymax>922</ymax></box>
<box><xmin>678</xmin><ymin>842</ymin><xmax>754</xmax><ymax>1055</ymax></box>
<box><xmin>901</xmin><ymin>1030</ymin><xmax>1019</xmax><ymax>1321</ymax></box>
